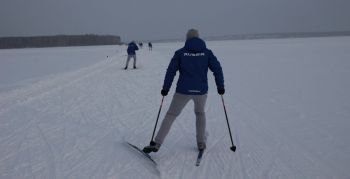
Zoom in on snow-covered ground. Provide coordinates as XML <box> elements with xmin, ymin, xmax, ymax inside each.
<box><xmin>0</xmin><ymin>45</ymin><xmax>121</xmax><ymax>92</ymax></box>
<box><xmin>0</xmin><ymin>37</ymin><xmax>350</xmax><ymax>179</ymax></box>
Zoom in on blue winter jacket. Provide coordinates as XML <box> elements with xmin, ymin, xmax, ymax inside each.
<box><xmin>162</xmin><ymin>37</ymin><xmax>224</xmax><ymax>95</ymax></box>
<box><xmin>127</xmin><ymin>42</ymin><xmax>139</xmax><ymax>55</ymax></box>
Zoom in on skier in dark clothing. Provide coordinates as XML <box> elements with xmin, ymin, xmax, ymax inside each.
<box><xmin>148</xmin><ymin>42</ymin><xmax>152</xmax><ymax>51</ymax></box>
<box><xmin>143</xmin><ymin>29</ymin><xmax>225</xmax><ymax>153</ymax></box>
<box><xmin>125</xmin><ymin>41</ymin><xmax>139</xmax><ymax>69</ymax></box>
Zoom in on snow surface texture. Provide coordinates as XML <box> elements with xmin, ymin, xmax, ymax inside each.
<box><xmin>0</xmin><ymin>37</ymin><xmax>350</xmax><ymax>179</ymax></box>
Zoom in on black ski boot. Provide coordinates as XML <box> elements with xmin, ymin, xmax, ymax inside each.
<box><xmin>197</xmin><ymin>142</ymin><xmax>206</xmax><ymax>152</ymax></box>
<box><xmin>143</xmin><ymin>141</ymin><xmax>160</xmax><ymax>153</ymax></box>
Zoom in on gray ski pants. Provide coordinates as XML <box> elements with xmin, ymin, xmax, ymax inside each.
<box><xmin>125</xmin><ymin>55</ymin><xmax>136</xmax><ymax>67</ymax></box>
<box><xmin>155</xmin><ymin>93</ymin><xmax>208</xmax><ymax>145</ymax></box>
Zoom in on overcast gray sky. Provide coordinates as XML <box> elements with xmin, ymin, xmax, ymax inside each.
<box><xmin>1</xmin><ymin>0</ymin><xmax>350</xmax><ymax>42</ymax></box>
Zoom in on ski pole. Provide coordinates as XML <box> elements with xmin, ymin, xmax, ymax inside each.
<box><xmin>150</xmin><ymin>96</ymin><xmax>165</xmax><ymax>144</ymax></box>
<box><xmin>220</xmin><ymin>95</ymin><xmax>237</xmax><ymax>152</ymax></box>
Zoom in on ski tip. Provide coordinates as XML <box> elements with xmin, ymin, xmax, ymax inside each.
<box><xmin>125</xmin><ymin>142</ymin><xmax>158</xmax><ymax>166</ymax></box>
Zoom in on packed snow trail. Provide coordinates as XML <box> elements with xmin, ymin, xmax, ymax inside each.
<box><xmin>1</xmin><ymin>37</ymin><xmax>350</xmax><ymax>179</ymax></box>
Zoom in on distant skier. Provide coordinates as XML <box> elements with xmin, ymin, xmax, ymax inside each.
<box><xmin>143</xmin><ymin>29</ymin><xmax>225</xmax><ymax>153</ymax></box>
<box><xmin>139</xmin><ymin>42</ymin><xmax>143</xmax><ymax>48</ymax></box>
<box><xmin>148</xmin><ymin>42</ymin><xmax>152</xmax><ymax>51</ymax></box>
<box><xmin>125</xmin><ymin>41</ymin><xmax>139</xmax><ymax>69</ymax></box>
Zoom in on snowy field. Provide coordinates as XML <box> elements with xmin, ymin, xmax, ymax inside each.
<box><xmin>0</xmin><ymin>36</ymin><xmax>350</xmax><ymax>179</ymax></box>
<box><xmin>0</xmin><ymin>45</ymin><xmax>120</xmax><ymax>92</ymax></box>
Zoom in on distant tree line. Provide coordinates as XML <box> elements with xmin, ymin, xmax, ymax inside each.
<box><xmin>0</xmin><ymin>34</ymin><xmax>121</xmax><ymax>49</ymax></box>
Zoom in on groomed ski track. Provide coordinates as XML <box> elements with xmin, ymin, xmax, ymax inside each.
<box><xmin>1</xmin><ymin>37</ymin><xmax>350</xmax><ymax>179</ymax></box>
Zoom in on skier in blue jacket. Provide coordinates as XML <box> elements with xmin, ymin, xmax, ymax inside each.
<box><xmin>125</xmin><ymin>41</ymin><xmax>139</xmax><ymax>69</ymax></box>
<box><xmin>143</xmin><ymin>29</ymin><xmax>225</xmax><ymax>153</ymax></box>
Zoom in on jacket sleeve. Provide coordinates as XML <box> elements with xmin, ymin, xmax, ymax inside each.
<box><xmin>162</xmin><ymin>51</ymin><xmax>180</xmax><ymax>91</ymax></box>
<box><xmin>208</xmin><ymin>50</ymin><xmax>224</xmax><ymax>89</ymax></box>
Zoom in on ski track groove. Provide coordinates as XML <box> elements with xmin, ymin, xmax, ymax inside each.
<box><xmin>1</xmin><ymin>49</ymin><xmax>125</xmax><ymax>178</ymax></box>
<box><xmin>232</xmin><ymin>95</ymin><xmax>342</xmax><ymax>179</ymax></box>
<box><xmin>234</xmin><ymin>97</ymin><xmax>308</xmax><ymax>179</ymax></box>
<box><xmin>0</xmin><ymin>60</ymin><xmax>110</xmax><ymax>115</ymax></box>
<box><xmin>36</xmin><ymin>124</ymin><xmax>57</xmax><ymax>179</ymax></box>
<box><xmin>234</xmin><ymin>117</ymin><xmax>248</xmax><ymax>179</ymax></box>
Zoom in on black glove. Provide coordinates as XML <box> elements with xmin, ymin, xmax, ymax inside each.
<box><xmin>218</xmin><ymin>88</ymin><xmax>225</xmax><ymax>95</ymax></box>
<box><xmin>161</xmin><ymin>89</ymin><xmax>169</xmax><ymax>96</ymax></box>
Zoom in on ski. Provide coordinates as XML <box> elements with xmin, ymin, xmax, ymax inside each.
<box><xmin>195</xmin><ymin>150</ymin><xmax>204</xmax><ymax>166</ymax></box>
<box><xmin>126</xmin><ymin>142</ymin><xmax>158</xmax><ymax>166</ymax></box>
